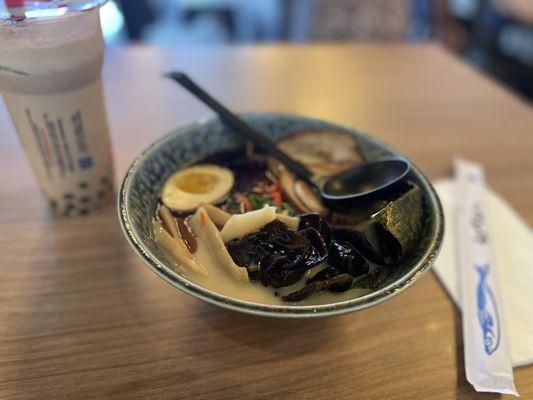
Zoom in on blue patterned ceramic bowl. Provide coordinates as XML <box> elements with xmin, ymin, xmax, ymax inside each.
<box><xmin>118</xmin><ymin>114</ymin><xmax>444</xmax><ymax>318</ymax></box>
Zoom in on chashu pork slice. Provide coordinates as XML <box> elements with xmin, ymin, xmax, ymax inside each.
<box><xmin>277</xmin><ymin>130</ymin><xmax>365</xmax><ymax>176</ymax></box>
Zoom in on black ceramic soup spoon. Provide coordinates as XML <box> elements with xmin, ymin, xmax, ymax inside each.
<box><xmin>166</xmin><ymin>71</ymin><xmax>411</xmax><ymax>203</ymax></box>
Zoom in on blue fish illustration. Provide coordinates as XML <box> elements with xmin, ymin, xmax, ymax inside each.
<box><xmin>476</xmin><ymin>264</ymin><xmax>500</xmax><ymax>355</ymax></box>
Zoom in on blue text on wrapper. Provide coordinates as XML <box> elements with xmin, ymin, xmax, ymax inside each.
<box><xmin>476</xmin><ymin>264</ymin><xmax>501</xmax><ymax>355</ymax></box>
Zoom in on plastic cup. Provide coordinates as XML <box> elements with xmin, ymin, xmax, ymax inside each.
<box><xmin>0</xmin><ymin>1</ymin><xmax>114</xmax><ymax>216</ymax></box>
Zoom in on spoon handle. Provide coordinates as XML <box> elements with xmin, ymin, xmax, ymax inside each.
<box><xmin>166</xmin><ymin>71</ymin><xmax>315</xmax><ymax>183</ymax></box>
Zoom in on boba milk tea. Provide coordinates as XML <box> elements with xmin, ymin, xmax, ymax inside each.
<box><xmin>0</xmin><ymin>2</ymin><xmax>113</xmax><ymax>216</ymax></box>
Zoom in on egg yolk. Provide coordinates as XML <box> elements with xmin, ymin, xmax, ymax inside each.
<box><xmin>175</xmin><ymin>172</ymin><xmax>219</xmax><ymax>194</ymax></box>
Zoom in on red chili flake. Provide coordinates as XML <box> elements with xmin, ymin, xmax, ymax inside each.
<box><xmin>272</xmin><ymin>191</ymin><xmax>283</xmax><ymax>206</ymax></box>
<box><xmin>235</xmin><ymin>193</ymin><xmax>252</xmax><ymax>212</ymax></box>
<box><xmin>265</xmin><ymin>180</ymin><xmax>281</xmax><ymax>194</ymax></box>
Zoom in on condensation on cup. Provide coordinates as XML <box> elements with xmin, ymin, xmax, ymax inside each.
<box><xmin>0</xmin><ymin>1</ymin><xmax>114</xmax><ymax>216</ymax></box>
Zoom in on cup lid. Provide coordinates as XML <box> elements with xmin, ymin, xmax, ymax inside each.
<box><xmin>1</xmin><ymin>0</ymin><xmax>107</xmax><ymax>22</ymax></box>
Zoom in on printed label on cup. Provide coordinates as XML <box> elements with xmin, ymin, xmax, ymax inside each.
<box><xmin>3</xmin><ymin>77</ymin><xmax>114</xmax><ymax>216</ymax></box>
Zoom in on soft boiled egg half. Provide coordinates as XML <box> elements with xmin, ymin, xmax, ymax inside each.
<box><xmin>161</xmin><ymin>164</ymin><xmax>234</xmax><ymax>212</ymax></box>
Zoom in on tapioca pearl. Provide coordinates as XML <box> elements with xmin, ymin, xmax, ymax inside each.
<box><xmin>63</xmin><ymin>203</ymin><xmax>76</xmax><ymax>217</ymax></box>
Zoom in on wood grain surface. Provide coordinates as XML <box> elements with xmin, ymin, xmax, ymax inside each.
<box><xmin>1</xmin><ymin>44</ymin><xmax>532</xmax><ymax>399</ymax></box>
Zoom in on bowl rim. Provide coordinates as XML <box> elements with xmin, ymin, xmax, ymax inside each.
<box><xmin>118</xmin><ymin>113</ymin><xmax>444</xmax><ymax>318</ymax></box>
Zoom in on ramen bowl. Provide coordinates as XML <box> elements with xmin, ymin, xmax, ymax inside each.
<box><xmin>118</xmin><ymin>113</ymin><xmax>444</xmax><ymax>318</ymax></box>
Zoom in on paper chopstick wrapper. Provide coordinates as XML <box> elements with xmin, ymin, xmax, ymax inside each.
<box><xmin>455</xmin><ymin>158</ymin><xmax>518</xmax><ymax>396</ymax></box>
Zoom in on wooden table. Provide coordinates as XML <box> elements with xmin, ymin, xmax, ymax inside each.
<box><xmin>1</xmin><ymin>44</ymin><xmax>532</xmax><ymax>399</ymax></box>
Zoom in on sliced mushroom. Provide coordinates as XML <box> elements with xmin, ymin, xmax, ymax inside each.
<box><xmin>294</xmin><ymin>180</ymin><xmax>326</xmax><ymax>214</ymax></box>
<box><xmin>188</xmin><ymin>207</ymin><xmax>248</xmax><ymax>282</ymax></box>
<box><xmin>278</xmin><ymin>168</ymin><xmax>326</xmax><ymax>214</ymax></box>
<box><xmin>279</xmin><ymin>168</ymin><xmax>310</xmax><ymax>213</ymax></box>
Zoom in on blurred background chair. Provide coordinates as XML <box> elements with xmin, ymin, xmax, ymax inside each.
<box><xmin>304</xmin><ymin>0</ymin><xmax>412</xmax><ymax>41</ymax></box>
<box><xmin>101</xmin><ymin>0</ymin><xmax>533</xmax><ymax>101</ymax></box>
